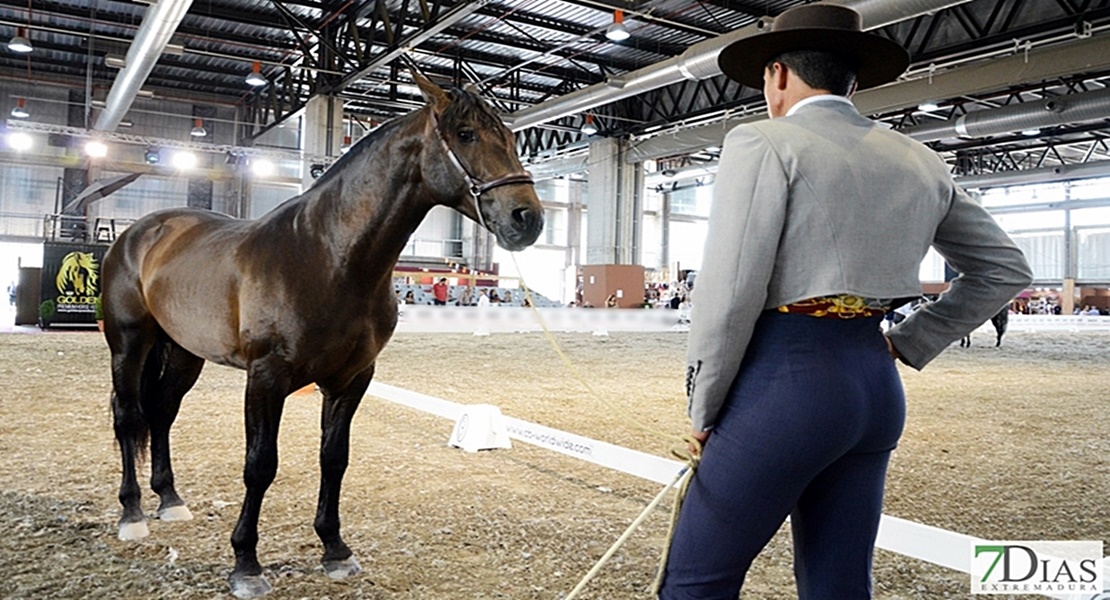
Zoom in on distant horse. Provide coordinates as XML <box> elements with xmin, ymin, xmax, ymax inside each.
<box><xmin>960</xmin><ymin>306</ymin><xmax>1010</xmax><ymax>347</ymax></box>
<box><xmin>100</xmin><ymin>74</ymin><xmax>543</xmax><ymax>598</ymax></box>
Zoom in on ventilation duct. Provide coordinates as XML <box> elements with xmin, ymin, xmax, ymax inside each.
<box><xmin>507</xmin><ymin>0</ymin><xmax>974</xmax><ymax>132</ymax></box>
<box><xmin>94</xmin><ymin>0</ymin><xmax>195</xmax><ymax>131</ymax></box>
<box><xmin>902</xmin><ymin>87</ymin><xmax>1110</xmax><ymax>142</ymax></box>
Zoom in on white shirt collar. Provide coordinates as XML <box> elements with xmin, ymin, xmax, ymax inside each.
<box><xmin>785</xmin><ymin>94</ymin><xmax>855</xmax><ymax>117</ymax></box>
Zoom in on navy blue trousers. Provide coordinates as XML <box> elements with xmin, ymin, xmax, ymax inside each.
<box><xmin>659</xmin><ymin>311</ymin><xmax>906</xmax><ymax>599</ymax></box>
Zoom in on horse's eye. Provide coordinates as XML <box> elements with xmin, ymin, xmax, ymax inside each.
<box><xmin>457</xmin><ymin>129</ymin><xmax>477</xmax><ymax>144</ymax></box>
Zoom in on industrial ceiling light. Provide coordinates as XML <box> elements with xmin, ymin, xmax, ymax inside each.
<box><xmin>190</xmin><ymin>118</ymin><xmax>207</xmax><ymax>137</ymax></box>
<box><xmin>10</xmin><ymin>97</ymin><xmax>29</xmax><ymax>118</ymax></box>
<box><xmin>606</xmin><ymin>10</ymin><xmax>630</xmax><ymax>42</ymax></box>
<box><xmin>250</xmin><ymin>158</ymin><xmax>274</xmax><ymax>177</ymax></box>
<box><xmin>85</xmin><ymin>140</ymin><xmax>108</xmax><ymax>158</ymax></box>
<box><xmin>6</xmin><ymin>131</ymin><xmax>32</xmax><ymax>151</ymax></box>
<box><xmin>172</xmin><ymin>150</ymin><xmax>197</xmax><ymax>170</ymax></box>
<box><xmin>245</xmin><ymin>61</ymin><xmax>267</xmax><ymax>87</ymax></box>
<box><xmin>917</xmin><ymin>101</ymin><xmax>940</xmax><ymax>112</ymax></box>
<box><xmin>580</xmin><ymin>113</ymin><xmax>598</xmax><ymax>136</ymax></box>
<box><xmin>1021</xmin><ymin>128</ymin><xmax>1041</xmax><ymax>136</ymax></box>
<box><xmin>7</xmin><ymin>27</ymin><xmax>32</xmax><ymax>53</ymax></box>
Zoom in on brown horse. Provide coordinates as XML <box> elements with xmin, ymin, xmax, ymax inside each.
<box><xmin>100</xmin><ymin>74</ymin><xmax>543</xmax><ymax>598</ymax></box>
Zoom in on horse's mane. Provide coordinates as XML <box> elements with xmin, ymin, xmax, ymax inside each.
<box><xmin>307</xmin><ymin>115</ymin><xmax>409</xmax><ymax>189</ymax></box>
<box><xmin>308</xmin><ymin>88</ymin><xmax>504</xmax><ymax>190</ymax></box>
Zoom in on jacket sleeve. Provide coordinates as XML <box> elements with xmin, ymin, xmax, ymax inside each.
<box><xmin>685</xmin><ymin>126</ymin><xmax>788</xmax><ymax>432</ymax></box>
<box><xmin>886</xmin><ymin>183</ymin><xmax>1033</xmax><ymax>369</ymax></box>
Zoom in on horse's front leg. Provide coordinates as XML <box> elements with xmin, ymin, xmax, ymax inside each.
<box><xmin>315</xmin><ymin>366</ymin><xmax>375</xmax><ymax>580</ymax></box>
<box><xmin>228</xmin><ymin>362</ymin><xmax>289</xmax><ymax>599</ymax></box>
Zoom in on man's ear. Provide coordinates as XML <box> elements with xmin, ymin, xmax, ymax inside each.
<box><xmin>769</xmin><ymin>62</ymin><xmax>789</xmax><ymax>91</ymax></box>
<box><xmin>412</xmin><ymin>70</ymin><xmax>451</xmax><ymax>114</ymax></box>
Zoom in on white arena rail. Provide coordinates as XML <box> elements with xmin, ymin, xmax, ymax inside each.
<box><xmin>367</xmin><ymin>382</ymin><xmax>1105</xmax><ymax>600</ymax></box>
<box><xmin>395</xmin><ymin>305</ymin><xmax>688</xmax><ymax>334</ymax></box>
<box><xmin>394</xmin><ymin>305</ymin><xmax>1110</xmax><ymax>335</ymax></box>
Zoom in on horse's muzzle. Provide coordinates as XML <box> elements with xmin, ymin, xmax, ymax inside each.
<box><xmin>497</xmin><ymin>205</ymin><xmax>544</xmax><ymax>251</ymax></box>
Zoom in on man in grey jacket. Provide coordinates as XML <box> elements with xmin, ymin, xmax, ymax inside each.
<box><xmin>658</xmin><ymin>4</ymin><xmax>1033</xmax><ymax>599</ymax></box>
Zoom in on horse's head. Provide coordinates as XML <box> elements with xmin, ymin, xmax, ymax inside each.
<box><xmin>415</xmin><ymin>73</ymin><xmax>544</xmax><ymax>252</ymax></box>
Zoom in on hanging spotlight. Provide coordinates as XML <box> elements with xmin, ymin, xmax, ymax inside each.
<box><xmin>6</xmin><ymin>131</ymin><xmax>32</xmax><ymax>151</ymax></box>
<box><xmin>7</xmin><ymin>27</ymin><xmax>32</xmax><ymax>53</ymax></box>
<box><xmin>245</xmin><ymin>61</ymin><xmax>267</xmax><ymax>87</ymax></box>
<box><xmin>310</xmin><ymin>163</ymin><xmax>326</xmax><ymax>179</ymax></box>
<box><xmin>10</xmin><ymin>97</ymin><xmax>29</xmax><ymax>118</ymax></box>
<box><xmin>171</xmin><ymin>150</ymin><xmax>198</xmax><ymax>170</ymax></box>
<box><xmin>606</xmin><ymin>10</ymin><xmax>630</xmax><ymax>42</ymax></box>
<box><xmin>190</xmin><ymin>118</ymin><xmax>207</xmax><ymax>137</ymax></box>
<box><xmin>144</xmin><ymin>147</ymin><xmax>161</xmax><ymax>165</ymax></box>
<box><xmin>250</xmin><ymin>158</ymin><xmax>274</xmax><ymax>177</ymax></box>
<box><xmin>580</xmin><ymin>114</ymin><xmax>599</xmax><ymax>136</ymax></box>
<box><xmin>85</xmin><ymin>140</ymin><xmax>108</xmax><ymax>158</ymax></box>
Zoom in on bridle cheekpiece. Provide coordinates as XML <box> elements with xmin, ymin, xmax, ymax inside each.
<box><xmin>431</xmin><ymin>110</ymin><xmax>534</xmax><ymax>230</ymax></box>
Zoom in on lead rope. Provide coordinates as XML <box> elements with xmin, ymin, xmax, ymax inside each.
<box><xmin>506</xmin><ymin>253</ymin><xmax>702</xmax><ymax>599</ymax></box>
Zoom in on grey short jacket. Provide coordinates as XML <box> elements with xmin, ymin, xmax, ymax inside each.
<box><xmin>685</xmin><ymin>99</ymin><xmax>1033</xmax><ymax>432</ymax></box>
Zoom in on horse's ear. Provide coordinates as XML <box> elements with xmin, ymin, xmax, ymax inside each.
<box><xmin>412</xmin><ymin>70</ymin><xmax>451</xmax><ymax>113</ymax></box>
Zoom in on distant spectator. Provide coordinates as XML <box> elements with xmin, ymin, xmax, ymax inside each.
<box><xmin>490</xmin><ymin>291</ymin><xmax>501</xmax><ymax>304</ymax></box>
<box><xmin>458</xmin><ymin>286</ymin><xmax>473</xmax><ymax>306</ymax></box>
<box><xmin>403</xmin><ymin>290</ymin><xmax>416</xmax><ymax>305</ymax></box>
<box><xmin>606</xmin><ymin>294</ymin><xmax>618</xmax><ymax>308</ymax></box>
<box><xmin>432</xmin><ymin>278</ymin><xmax>449</xmax><ymax>305</ymax></box>
<box><xmin>477</xmin><ymin>289</ymin><xmax>490</xmax><ymax>307</ymax></box>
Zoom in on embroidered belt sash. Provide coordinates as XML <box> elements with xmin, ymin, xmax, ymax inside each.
<box><xmin>777</xmin><ymin>294</ymin><xmax>891</xmax><ymax>319</ymax></box>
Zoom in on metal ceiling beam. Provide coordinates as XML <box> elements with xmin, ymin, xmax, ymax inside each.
<box><xmin>94</xmin><ymin>0</ymin><xmax>196</xmax><ymax>131</ymax></box>
<box><xmin>955</xmin><ymin>159</ymin><xmax>1110</xmax><ymax>189</ymax></box>
<box><xmin>506</xmin><ymin>0</ymin><xmax>974</xmax><ymax>132</ymax></box>
<box><xmin>624</xmin><ymin>33</ymin><xmax>1110</xmax><ymax>163</ymax></box>
<box><xmin>330</xmin><ymin>0</ymin><xmax>485</xmax><ymax>92</ymax></box>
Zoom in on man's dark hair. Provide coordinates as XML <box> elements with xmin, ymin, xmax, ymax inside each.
<box><xmin>767</xmin><ymin>50</ymin><xmax>858</xmax><ymax>96</ymax></box>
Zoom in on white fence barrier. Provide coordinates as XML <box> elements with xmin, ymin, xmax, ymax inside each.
<box><xmin>396</xmin><ymin>305</ymin><xmax>687</xmax><ymax>334</ymax></box>
<box><xmin>366</xmin><ymin>382</ymin><xmax>1104</xmax><ymax>600</ymax></box>
<box><xmin>394</xmin><ymin>306</ymin><xmax>1109</xmax><ymax>335</ymax></box>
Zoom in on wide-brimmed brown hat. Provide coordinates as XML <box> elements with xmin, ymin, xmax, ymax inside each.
<box><xmin>718</xmin><ymin>3</ymin><xmax>909</xmax><ymax>90</ymax></box>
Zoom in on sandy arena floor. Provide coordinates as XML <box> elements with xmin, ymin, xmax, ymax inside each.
<box><xmin>0</xmin><ymin>326</ymin><xmax>1106</xmax><ymax>599</ymax></box>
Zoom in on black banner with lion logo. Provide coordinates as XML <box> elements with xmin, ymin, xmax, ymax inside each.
<box><xmin>39</xmin><ymin>242</ymin><xmax>108</xmax><ymax>326</ymax></box>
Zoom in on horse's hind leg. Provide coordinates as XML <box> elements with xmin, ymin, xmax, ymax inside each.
<box><xmin>314</xmin><ymin>366</ymin><xmax>375</xmax><ymax>580</ymax></box>
<box><xmin>109</xmin><ymin>324</ymin><xmax>157</xmax><ymax>541</ymax></box>
<box><xmin>142</xmin><ymin>337</ymin><xmax>205</xmax><ymax>521</ymax></box>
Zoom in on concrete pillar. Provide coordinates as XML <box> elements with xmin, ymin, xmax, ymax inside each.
<box><xmin>187</xmin><ymin>105</ymin><xmax>217</xmax><ymax>210</ymax></box>
<box><xmin>302</xmin><ymin>94</ymin><xmax>345</xmax><ymax>187</ymax></box>
<box><xmin>1062</xmin><ymin>278</ymin><xmax>1076</xmax><ymax>315</ymax></box>
<box><xmin>661</xmin><ymin>190</ymin><xmax>671</xmax><ymax>272</ymax></box>
<box><xmin>61</xmin><ymin>90</ymin><xmax>90</xmax><ymax>216</ymax></box>
<box><xmin>586</xmin><ymin>138</ymin><xmax>640</xmax><ymax>265</ymax></box>
<box><xmin>566</xmin><ymin>180</ymin><xmax>583</xmax><ymax>270</ymax></box>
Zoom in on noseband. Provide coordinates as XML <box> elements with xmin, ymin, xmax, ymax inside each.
<box><xmin>432</xmin><ymin>111</ymin><xmax>534</xmax><ymax>230</ymax></box>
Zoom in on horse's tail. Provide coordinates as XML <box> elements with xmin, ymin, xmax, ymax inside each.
<box><xmin>111</xmin><ymin>333</ymin><xmax>173</xmax><ymax>462</ymax></box>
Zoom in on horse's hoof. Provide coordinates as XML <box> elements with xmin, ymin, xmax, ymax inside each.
<box><xmin>118</xmin><ymin>520</ymin><xmax>149</xmax><ymax>541</ymax></box>
<box><xmin>157</xmin><ymin>505</ymin><xmax>193</xmax><ymax>522</ymax></box>
<box><xmin>229</xmin><ymin>573</ymin><xmax>272</xmax><ymax>599</ymax></box>
<box><xmin>323</xmin><ymin>556</ymin><xmax>361</xmax><ymax>580</ymax></box>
